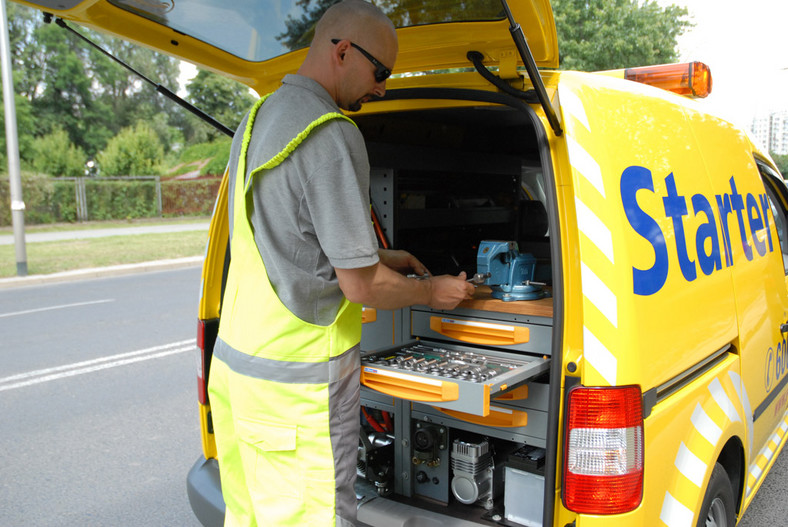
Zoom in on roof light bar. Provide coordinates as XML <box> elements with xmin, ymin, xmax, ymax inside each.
<box><xmin>625</xmin><ymin>61</ymin><xmax>713</xmax><ymax>98</ymax></box>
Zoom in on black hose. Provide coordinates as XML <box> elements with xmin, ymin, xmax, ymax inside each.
<box><xmin>466</xmin><ymin>51</ymin><xmax>537</xmax><ymax>104</ymax></box>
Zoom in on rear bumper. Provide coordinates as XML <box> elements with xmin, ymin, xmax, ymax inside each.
<box><xmin>186</xmin><ymin>456</ymin><xmax>224</xmax><ymax>527</ymax></box>
<box><xmin>185</xmin><ymin>455</ymin><xmax>486</xmax><ymax>527</ymax></box>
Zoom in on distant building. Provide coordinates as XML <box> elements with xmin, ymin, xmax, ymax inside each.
<box><xmin>752</xmin><ymin>111</ymin><xmax>788</xmax><ymax>155</ymax></box>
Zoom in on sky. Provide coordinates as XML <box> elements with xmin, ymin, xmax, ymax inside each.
<box><xmin>656</xmin><ymin>0</ymin><xmax>788</xmax><ymax>130</ymax></box>
<box><xmin>178</xmin><ymin>0</ymin><xmax>788</xmax><ymax>131</ymax></box>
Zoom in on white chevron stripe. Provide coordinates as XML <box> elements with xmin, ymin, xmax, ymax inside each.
<box><xmin>675</xmin><ymin>442</ymin><xmax>706</xmax><ymax>487</ymax></box>
<box><xmin>709</xmin><ymin>377</ymin><xmax>740</xmax><ymax>423</ymax></box>
<box><xmin>750</xmin><ymin>463</ymin><xmax>762</xmax><ymax>481</ymax></box>
<box><xmin>728</xmin><ymin>371</ymin><xmax>753</xmax><ymax>454</ymax></box>
<box><xmin>567</xmin><ymin>136</ymin><xmax>605</xmax><ymax>198</ymax></box>
<box><xmin>559</xmin><ymin>86</ymin><xmax>591</xmax><ymax>131</ymax></box>
<box><xmin>660</xmin><ymin>491</ymin><xmax>693</xmax><ymax>527</ymax></box>
<box><xmin>691</xmin><ymin>404</ymin><xmax>722</xmax><ymax>446</ymax></box>
<box><xmin>581</xmin><ymin>262</ymin><xmax>618</xmax><ymax>328</ymax></box>
<box><xmin>583</xmin><ymin>326</ymin><xmax>617</xmax><ymax>385</ymax></box>
<box><xmin>575</xmin><ymin>197</ymin><xmax>615</xmax><ymax>264</ymax></box>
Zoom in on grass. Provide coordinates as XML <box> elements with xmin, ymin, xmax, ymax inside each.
<box><xmin>0</xmin><ymin>220</ymin><xmax>208</xmax><ymax>278</ymax></box>
<box><xmin>0</xmin><ymin>216</ymin><xmax>209</xmax><ymax>234</ymax></box>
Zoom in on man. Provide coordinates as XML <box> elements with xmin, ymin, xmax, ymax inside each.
<box><xmin>208</xmin><ymin>1</ymin><xmax>475</xmax><ymax>526</ymax></box>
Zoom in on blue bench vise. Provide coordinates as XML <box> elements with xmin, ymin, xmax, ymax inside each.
<box><xmin>472</xmin><ymin>240</ymin><xmax>548</xmax><ymax>301</ymax></box>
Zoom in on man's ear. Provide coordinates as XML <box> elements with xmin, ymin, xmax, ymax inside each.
<box><xmin>332</xmin><ymin>40</ymin><xmax>349</xmax><ymax>63</ymax></box>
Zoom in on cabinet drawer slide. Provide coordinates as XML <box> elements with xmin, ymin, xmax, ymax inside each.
<box><xmin>360</xmin><ymin>341</ymin><xmax>549</xmax><ymax>417</ymax></box>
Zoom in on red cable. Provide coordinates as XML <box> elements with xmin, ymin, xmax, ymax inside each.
<box><xmin>362</xmin><ymin>407</ymin><xmax>385</xmax><ymax>433</ymax></box>
<box><xmin>382</xmin><ymin>411</ymin><xmax>394</xmax><ymax>432</ymax></box>
<box><xmin>370</xmin><ymin>207</ymin><xmax>390</xmax><ymax>250</ymax></box>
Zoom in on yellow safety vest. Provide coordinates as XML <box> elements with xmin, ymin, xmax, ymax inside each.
<box><xmin>219</xmin><ymin>93</ymin><xmax>362</xmax><ymax>359</ymax></box>
<box><xmin>210</xmin><ymin>93</ymin><xmax>363</xmax><ymax>527</ymax></box>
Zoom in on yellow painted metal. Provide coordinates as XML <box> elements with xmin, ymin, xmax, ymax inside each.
<box><xmin>198</xmin><ymin>169</ymin><xmax>228</xmax><ymax>321</ymax></box>
<box><xmin>556</xmin><ymin>71</ymin><xmax>740</xmax><ymax>390</ymax></box>
<box><xmin>551</xmin><ymin>68</ymin><xmax>788</xmax><ymax>524</ymax></box>
<box><xmin>11</xmin><ymin>0</ymin><xmax>558</xmax><ymax>95</ymax></box>
<box><xmin>195</xmin><ymin>169</ymin><xmax>229</xmax><ymax>459</ymax></box>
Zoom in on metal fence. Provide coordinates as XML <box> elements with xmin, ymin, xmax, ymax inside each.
<box><xmin>62</xmin><ymin>176</ymin><xmax>162</xmax><ymax>222</ymax></box>
<box><xmin>0</xmin><ymin>174</ymin><xmax>221</xmax><ymax>226</ymax></box>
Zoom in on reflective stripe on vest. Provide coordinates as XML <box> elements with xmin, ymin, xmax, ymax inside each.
<box><xmin>214</xmin><ymin>338</ymin><xmax>360</xmax><ymax>384</ymax></box>
<box><xmin>216</xmin><ymin>92</ymin><xmax>363</xmax><ymax>369</ymax></box>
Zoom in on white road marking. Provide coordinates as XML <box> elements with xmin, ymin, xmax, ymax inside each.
<box><xmin>0</xmin><ymin>299</ymin><xmax>115</xmax><ymax>319</ymax></box>
<box><xmin>0</xmin><ymin>339</ymin><xmax>195</xmax><ymax>392</ymax></box>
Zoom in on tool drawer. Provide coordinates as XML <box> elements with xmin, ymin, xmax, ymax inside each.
<box><xmin>360</xmin><ymin>341</ymin><xmax>550</xmax><ymax>417</ymax></box>
<box><xmin>412</xmin><ymin>312</ymin><xmax>551</xmax><ymax>354</ymax></box>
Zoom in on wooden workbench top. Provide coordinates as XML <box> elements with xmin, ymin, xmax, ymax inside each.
<box><xmin>458</xmin><ymin>286</ymin><xmax>554</xmax><ymax>318</ymax></box>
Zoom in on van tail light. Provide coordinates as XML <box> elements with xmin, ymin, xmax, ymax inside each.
<box><xmin>563</xmin><ymin>385</ymin><xmax>644</xmax><ymax>514</ymax></box>
<box><xmin>196</xmin><ymin>319</ymin><xmax>219</xmax><ymax>405</ymax></box>
<box><xmin>625</xmin><ymin>61</ymin><xmax>712</xmax><ymax>98</ymax></box>
<box><xmin>196</xmin><ymin>319</ymin><xmax>208</xmax><ymax>404</ymax></box>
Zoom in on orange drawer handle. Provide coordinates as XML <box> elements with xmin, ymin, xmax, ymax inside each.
<box><xmin>362</xmin><ymin>307</ymin><xmax>377</xmax><ymax>324</ymax></box>
<box><xmin>361</xmin><ymin>367</ymin><xmax>459</xmax><ymax>402</ymax></box>
<box><xmin>435</xmin><ymin>405</ymin><xmax>528</xmax><ymax>428</ymax></box>
<box><xmin>429</xmin><ymin>316</ymin><xmax>529</xmax><ymax>346</ymax></box>
<box><xmin>495</xmin><ymin>384</ymin><xmax>529</xmax><ymax>401</ymax></box>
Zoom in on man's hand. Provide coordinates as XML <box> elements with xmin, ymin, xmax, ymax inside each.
<box><xmin>378</xmin><ymin>249</ymin><xmax>429</xmax><ymax>276</ymax></box>
<box><xmin>426</xmin><ymin>272</ymin><xmax>475</xmax><ymax>310</ymax></box>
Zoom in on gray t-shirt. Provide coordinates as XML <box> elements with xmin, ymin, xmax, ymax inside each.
<box><xmin>226</xmin><ymin>75</ymin><xmax>380</xmax><ymax>326</ymax></box>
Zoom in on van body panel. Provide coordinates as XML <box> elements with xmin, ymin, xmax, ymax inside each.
<box><xmin>643</xmin><ymin>354</ymin><xmax>746</xmax><ymax>526</ymax></box>
<box><xmin>556</xmin><ymin>72</ymin><xmax>739</xmax><ymax>391</ymax></box>
<box><xmin>688</xmin><ymin>112</ymin><xmax>788</xmax><ymax>483</ymax></box>
<box><xmin>198</xmin><ymin>171</ymin><xmax>229</xmax><ymax>322</ymax></box>
<box><xmin>196</xmin><ymin>172</ymin><xmax>229</xmax><ymax>460</ymax></box>
<box><xmin>553</xmin><ymin>353</ymin><xmax>746</xmax><ymax>526</ymax></box>
<box><xmin>14</xmin><ymin>0</ymin><xmax>559</xmax><ymax>94</ymax></box>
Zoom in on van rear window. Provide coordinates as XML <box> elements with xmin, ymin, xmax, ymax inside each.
<box><xmin>108</xmin><ymin>0</ymin><xmax>503</xmax><ymax>62</ymax></box>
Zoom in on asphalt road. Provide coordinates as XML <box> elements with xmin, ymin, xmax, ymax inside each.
<box><xmin>0</xmin><ymin>266</ymin><xmax>786</xmax><ymax>526</ymax></box>
<box><xmin>0</xmin><ymin>267</ymin><xmax>204</xmax><ymax>526</ymax></box>
<box><xmin>739</xmin><ymin>440</ymin><xmax>788</xmax><ymax>526</ymax></box>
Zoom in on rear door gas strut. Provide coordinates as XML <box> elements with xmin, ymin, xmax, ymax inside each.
<box><xmin>45</xmin><ymin>13</ymin><xmax>234</xmax><ymax>138</ymax></box>
<box><xmin>499</xmin><ymin>0</ymin><xmax>563</xmax><ymax>136</ymax></box>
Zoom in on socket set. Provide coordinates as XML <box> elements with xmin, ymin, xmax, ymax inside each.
<box><xmin>362</xmin><ymin>343</ymin><xmax>527</xmax><ymax>383</ymax></box>
<box><xmin>360</xmin><ymin>341</ymin><xmax>550</xmax><ymax>416</ymax></box>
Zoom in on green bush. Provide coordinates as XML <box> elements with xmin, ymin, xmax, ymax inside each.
<box><xmin>97</xmin><ymin>121</ymin><xmax>164</xmax><ymax>176</ymax></box>
<box><xmin>0</xmin><ymin>172</ymin><xmax>58</xmax><ymax>226</ymax></box>
<box><xmin>84</xmin><ymin>179</ymin><xmax>159</xmax><ymax>220</ymax></box>
<box><xmin>0</xmin><ymin>175</ymin><xmax>166</xmax><ymax>225</ymax></box>
<box><xmin>161</xmin><ymin>178</ymin><xmax>221</xmax><ymax>216</ymax></box>
<box><xmin>0</xmin><ymin>173</ymin><xmax>221</xmax><ymax>225</ymax></box>
<box><xmin>176</xmin><ymin>138</ymin><xmax>231</xmax><ymax>176</ymax></box>
<box><xmin>31</xmin><ymin>127</ymin><xmax>87</xmax><ymax>178</ymax></box>
<box><xmin>52</xmin><ymin>179</ymin><xmax>77</xmax><ymax>222</ymax></box>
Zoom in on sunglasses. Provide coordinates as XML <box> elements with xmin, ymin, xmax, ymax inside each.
<box><xmin>331</xmin><ymin>39</ymin><xmax>392</xmax><ymax>83</ymax></box>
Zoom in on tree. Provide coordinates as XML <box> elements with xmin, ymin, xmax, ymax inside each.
<box><xmin>552</xmin><ymin>0</ymin><xmax>690</xmax><ymax>71</ymax></box>
<box><xmin>771</xmin><ymin>153</ymin><xmax>788</xmax><ymax>177</ymax></box>
<box><xmin>0</xmin><ymin>93</ymin><xmax>35</xmax><ymax>169</ymax></box>
<box><xmin>30</xmin><ymin>126</ymin><xmax>87</xmax><ymax>178</ymax></box>
<box><xmin>278</xmin><ymin>0</ymin><xmax>505</xmax><ymax>51</ymax></box>
<box><xmin>3</xmin><ymin>3</ymin><xmax>183</xmax><ymax>160</ymax></box>
<box><xmin>184</xmin><ymin>70</ymin><xmax>255</xmax><ymax>143</ymax></box>
<box><xmin>96</xmin><ymin>121</ymin><xmax>164</xmax><ymax>176</ymax></box>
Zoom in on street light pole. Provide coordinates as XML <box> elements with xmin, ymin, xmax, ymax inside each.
<box><xmin>0</xmin><ymin>0</ymin><xmax>27</xmax><ymax>276</ymax></box>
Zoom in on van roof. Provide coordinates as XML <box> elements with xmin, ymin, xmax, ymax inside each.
<box><xmin>16</xmin><ymin>0</ymin><xmax>558</xmax><ymax>93</ymax></box>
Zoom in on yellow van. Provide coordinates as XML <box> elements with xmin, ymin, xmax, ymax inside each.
<box><xmin>15</xmin><ymin>1</ymin><xmax>788</xmax><ymax>526</ymax></box>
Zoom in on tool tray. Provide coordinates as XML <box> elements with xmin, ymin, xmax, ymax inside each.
<box><xmin>360</xmin><ymin>341</ymin><xmax>550</xmax><ymax>417</ymax></box>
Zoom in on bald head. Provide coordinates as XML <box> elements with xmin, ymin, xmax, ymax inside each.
<box><xmin>298</xmin><ymin>0</ymin><xmax>398</xmax><ymax>111</ymax></box>
<box><xmin>313</xmin><ymin>0</ymin><xmax>396</xmax><ymax>48</ymax></box>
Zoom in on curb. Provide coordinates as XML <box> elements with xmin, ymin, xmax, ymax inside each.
<box><xmin>0</xmin><ymin>256</ymin><xmax>204</xmax><ymax>289</ymax></box>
